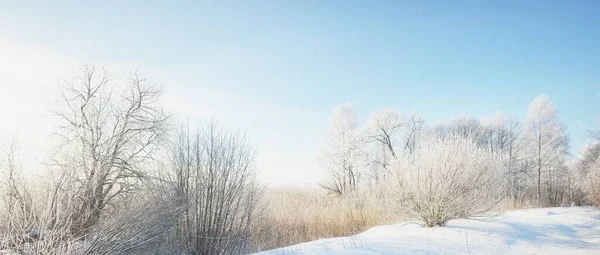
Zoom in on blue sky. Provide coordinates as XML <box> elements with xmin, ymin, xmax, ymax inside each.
<box><xmin>1</xmin><ymin>1</ymin><xmax>599</xmax><ymax>185</ymax></box>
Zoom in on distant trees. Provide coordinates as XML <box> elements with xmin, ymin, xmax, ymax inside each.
<box><xmin>580</xmin><ymin>143</ymin><xmax>600</xmax><ymax>205</ymax></box>
<box><xmin>579</xmin><ymin>114</ymin><xmax>600</xmax><ymax>205</ymax></box>
<box><xmin>498</xmin><ymin>117</ymin><xmax>528</xmax><ymax>207</ymax></box>
<box><xmin>319</xmin><ymin>94</ymin><xmax>587</xmax><ymax>225</ymax></box>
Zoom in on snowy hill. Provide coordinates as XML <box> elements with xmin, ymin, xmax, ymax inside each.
<box><xmin>253</xmin><ymin>207</ymin><xmax>600</xmax><ymax>255</ymax></box>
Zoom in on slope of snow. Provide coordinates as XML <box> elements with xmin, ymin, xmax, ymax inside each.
<box><xmin>253</xmin><ymin>207</ymin><xmax>600</xmax><ymax>255</ymax></box>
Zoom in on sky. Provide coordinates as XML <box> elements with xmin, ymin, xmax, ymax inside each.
<box><xmin>0</xmin><ymin>1</ymin><xmax>599</xmax><ymax>186</ymax></box>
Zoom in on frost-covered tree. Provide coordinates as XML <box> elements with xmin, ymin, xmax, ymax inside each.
<box><xmin>362</xmin><ymin>110</ymin><xmax>424</xmax><ymax>184</ymax></box>
<box><xmin>579</xmin><ymin>113</ymin><xmax>600</xmax><ymax>205</ymax></box>
<box><xmin>320</xmin><ymin>104</ymin><xmax>361</xmax><ymax>195</ymax></box>
<box><xmin>523</xmin><ymin>95</ymin><xmax>569</xmax><ymax>206</ymax></box>
<box><xmin>479</xmin><ymin>113</ymin><xmax>510</xmax><ymax>153</ymax></box>
<box><xmin>52</xmin><ymin>65</ymin><xmax>170</xmax><ymax>235</ymax></box>
<box><xmin>583</xmin><ymin>158</ymin><xmax>600</xmax><ymax>205</ymax></box>
<box><xmin>579</xmin><ymin>143</ymin><xmax>600</xmax><ymax>177</ymax></box>
<box><xmin>364</xmin><ymin>109</ymin><xmax>405</xmax><ymax>162</ymax></box>
<box><xmin>393</xmin><ymin>135</ymin><xmax>502</xmax><ymax>227</ymax></box>
<box><xmin>432</xmin><ymin>117</ymin><xmax>484</xmax><ymax>145</ymax></box>
<box><xmin>480</xmin><ymin>113</ymin><xmax>527</xmax><ymax>206</ymax></box>
<box><xmin>401</xmin><ymin>112</ymin><xmax>425</xmax><ymax>154</ymax></box>
<box><xmin>448</xmin><ymin>117</ymin><xmax>482</xmax><ymax>140</ymax></box>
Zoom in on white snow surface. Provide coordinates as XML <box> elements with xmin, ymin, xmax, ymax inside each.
<box><xmin>253</xmin><ymin>207</ymin><xmax>600</xmax><ymax>255</ymax></box>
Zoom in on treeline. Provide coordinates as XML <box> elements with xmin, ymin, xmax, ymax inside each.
<box><xmin>320</xmin><ymin>96</ymin><xmax>597</xmax><ymax>226</ymax></box>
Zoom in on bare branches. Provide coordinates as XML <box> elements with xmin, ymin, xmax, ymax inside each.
<box><xmin>320</xmin><ymin>104</ymin><xmax>360</xmax><ymax>195</ymax></box>
<box><xmin>523</xmin><ymin>95</ymin><xmax>570</xmax><ymax>206</ymax></box>
<box><xmin>83</xmin><ymin>185</ymin><xmax>180</xmax><ymax>255</ymax></box>
<box><xmin>52</xmin><ymin>65</ymin><xmax>169</xmax><ymax>236</ymax></box>
<box><xmin>171</xmin><ymin>120</ymin><xmax>262</xmax><ymax>254</ymax></box>
<box><xmin>394</xmin><ymin>136</ymin><xmax>503</xmax><ymax>227</ymax></box>
<box><xmin>361</xmin><ymin>110</ymin><xmax>424</xmax><ymax>186</ymax></box>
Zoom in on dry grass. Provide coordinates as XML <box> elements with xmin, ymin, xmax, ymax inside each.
<box><xmin>251</xmin><ymin>187</ymin><xmax>402</xmax><ymax>252</ymax></box>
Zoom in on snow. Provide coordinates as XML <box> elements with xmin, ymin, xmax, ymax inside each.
<box><xmin>253</xmin><ymin>207</ymin><xmax>600</xmax><ymax>255</ymax></box>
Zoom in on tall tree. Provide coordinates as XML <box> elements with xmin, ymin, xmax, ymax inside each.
<box><xmin>320</xmin><ymin>104</ymin><xmax>360</xmax><ymax>195</ymax></box>
<box><xmin>53</xmin><ymin>65</ymin><xmax>169</xmax><ymax>235</ymax></box>
<box><xmin>523</xmin><ymin>95</ymin><xmax>569</xmax><ymax>206</ymax></box>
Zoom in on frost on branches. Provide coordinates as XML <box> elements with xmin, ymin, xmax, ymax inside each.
<box><xmin>393</xmin><ymin>136</ymin><xmax>503</xmax><ymax>227</ymax></box>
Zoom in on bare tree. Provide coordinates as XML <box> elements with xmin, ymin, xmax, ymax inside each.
<box><xmin>582</xmin><ymin>158</ymin><xmax>600</xmax><ymax>205</ymax></box>
<box><xmin>364</xmin><ymin>110</ymin><xmax>404</xmax><ymax>161</ymax></box>
<box><xmin>480</xmin><ymin>114</ymin><xmax>529</xmax><ymax>206</ymax></box>
<box><xmin>502</xmin><ymin>118</ymin><xmax>529</xmax><ymax>207</ymax></box>
<box><xmin>52</xmin><ymin>65</ymin><xmax>169</xmax><ymax>236</ymax></box>
<box><xmin>403</xmin><ymin>112</ymin><xmax>425</xmax><ymax>153</ymax></box>
<box><xmin>523</xmin><ymin>95</ymin><xmax>569</xmax><ymax>206</ymax></box>
<box><xmin>579</xmin><ymin>115</ymin><xmax>600</xmax><ymax>205</ymax></box>
<box><xmin>579</xmin><ymin>143</ymin><xmax>600</xmax><ymax>177</ymax></box>
<box><xmin>171</xmin><ymin>120</ymin><xmax>262</xmax><ymax>255</ymax></box>
<box><xmin>320</xmin><ymin>104</ymin><xmax>361</xmax><ymax>195</ymax></box>
<box><xmin>363</xmin><ymin>110</ymin><xmax>423</xmax><ymax>184</ymax></box>
<box><xmin>447</xmin><ymin>117</ymin><xmax>483</xmax><ymax>141</ymax></box>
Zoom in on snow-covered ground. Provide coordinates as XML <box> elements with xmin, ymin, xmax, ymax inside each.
<box><xmin>253</xmin><ymin>207</ymin><xmax>600</xmax><ymax>255</ymax></box>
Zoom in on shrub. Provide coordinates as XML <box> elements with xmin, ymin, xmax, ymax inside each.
<box><xmin>393</xmin><ymin>136</ymin><xmax>502</xmax><ymax>227</ymax></box>
<box><xmin>583</xmin><ymin>158</ymin><xmax>600</xmax><ymax>206</ymax></box>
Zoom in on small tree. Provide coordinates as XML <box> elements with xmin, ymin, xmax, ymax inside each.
<box><xmin>394</xmin><ymin>136</ymin><xmax>502</xmax><ymax>227</ymax></box>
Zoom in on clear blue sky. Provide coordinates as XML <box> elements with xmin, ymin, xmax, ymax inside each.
<box><xmin>1</xmin><ymin>1</ymin><xmax>599</xmax><ymax>184</ymax></box>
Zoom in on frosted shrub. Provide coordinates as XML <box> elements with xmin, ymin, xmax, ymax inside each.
<box><xmin>583</xmin><ymin>158</ymin><xmax>600</xmax><ymax>206</ymax></box>
<box><xmin>394</xmin><ymin>136</ymin><xmax>503</xmax><ymax>227</ymax></box>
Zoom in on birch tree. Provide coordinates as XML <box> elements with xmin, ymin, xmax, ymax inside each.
<box><xmin>523</xmin><ymin>95</ymin><xmax>569</xmax><ymax>206</ymax></box>
<box><xmin>320</xmin><ymin>104</ymin><xmax>361</xmax><ymax>195</ymax></box>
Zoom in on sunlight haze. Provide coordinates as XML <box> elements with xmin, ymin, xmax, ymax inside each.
<box><xmin>1</xmin><ymin>1</ymin><xmax>599</xmax><ymax>186</ymax></box>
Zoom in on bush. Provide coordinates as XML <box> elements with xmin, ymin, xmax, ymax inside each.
<box><xmin>393</xmin><ymin>136</ymin><xmax>503</xmax><ymax>227</ymax></box>
<box><xmin>583</xmin><ymin>158</ymin><xmax>600</xmax><ymax>206</ymax></box>
<box><xmin>170</xmin><ymin>121</ymin><xmax>262</xmax><ymax>255</ymax></box>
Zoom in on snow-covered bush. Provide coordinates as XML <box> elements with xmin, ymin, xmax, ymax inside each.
<box><xmin>582</xmin><ymin>158</ymin><xmax>600</xmax><ymax>206</ymax></box>
<box><xmin>393</xmin><ymin>136</ymin><xmax>503</xmax><ymax>227</ymax></box>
